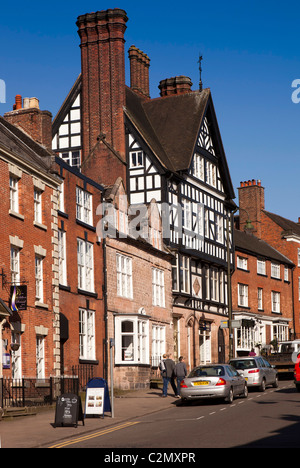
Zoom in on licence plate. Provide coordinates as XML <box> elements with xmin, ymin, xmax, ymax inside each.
<box><xmin>193</xmin><ymin>381</ymin><xmax>209</xmax><ymax>386</ymax></box>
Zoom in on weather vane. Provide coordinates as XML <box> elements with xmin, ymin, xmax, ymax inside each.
<box><xmin>198</xmin><ymin>54</ymin><xmax>203</xmax><ymax>91</ymax></box>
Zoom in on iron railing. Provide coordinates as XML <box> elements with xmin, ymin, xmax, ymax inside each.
<box><xmin>0</xmin><ymin>376</ymin><xmax>79</xmax><ymax>409</ymax></box>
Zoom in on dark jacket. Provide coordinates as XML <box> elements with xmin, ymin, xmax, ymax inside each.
<box><xmin>174</xmin><ymin>361</ymin><xmax>187</xmax><ymax>378</ymax></box>
<box><xmin>163</xmin><ymin>358</ymin><xmax>175</xmax><ymax>378</ymax></box>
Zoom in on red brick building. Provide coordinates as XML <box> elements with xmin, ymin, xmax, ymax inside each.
<box><xmin>238</xmin><ymin>179</ymin><xmax>300</xmax><ymax>339</ymax></box>
<box><xmin>232</xmin><ymin>228</ymin><xmax>294</xmax><ymax>356</ymax></box>
<box><xmin>54</xmin><ymin>157</ymin><xmax>105</xmax><ymax>380</ymax></box>
<box><xmin>103</xmin><ymin>178</ymin><xmax>173</xmax><ymax>389</ymax></box>
<box><xmin>0</xmin><ymin>112</ymin><xmax>61</xmax><ymax>380</ymax></box>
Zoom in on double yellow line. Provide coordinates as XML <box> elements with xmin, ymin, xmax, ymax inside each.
<box><xmin>49</xmin><ymin>421</ymin><xmax>140</xmax><ymax>448</ymax></box>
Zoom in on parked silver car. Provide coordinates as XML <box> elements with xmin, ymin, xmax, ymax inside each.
<box><xmin>229</xmin><ymin>356</ymin><xmax>278</xmax><ymax>391</ymax></box>
<box><xmin>180</xmin><ymin>364</ymin><xmax>248</xmax><ymax>405</ymax></box>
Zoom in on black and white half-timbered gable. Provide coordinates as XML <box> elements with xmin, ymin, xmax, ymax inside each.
<box><xmin>52</xmin><ymin>76</ymin><xmax>82</xmax><ymax>170</ymax></box>
<box><xmin>125</xmin><ymin>84</ymin><xmax>236</xmax><ymax>366</ymax></box>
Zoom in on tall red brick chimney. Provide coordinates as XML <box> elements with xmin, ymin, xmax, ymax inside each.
<box><xmin>77</xmin><ymin>9</ymin><xmax>128</xmax><ymax>186</ymax></box>
<box><xmin>238</xmin><ymin>179</ymin><xmax>265</xmax><ymax>238</ymax></box>
<box><xmin>4</xmin><ymin>95</ymin><xmax>52</xmax><ymax>151</ymax></box>
<box><xmin>158</xmin><ymin>76</ymin><xmax>193</xmax><ymax>97</ymax></box>
<box><xmin>128</xmin><ymin>45</ymin><xmax>150</xmax><ymax>98</ymax></box>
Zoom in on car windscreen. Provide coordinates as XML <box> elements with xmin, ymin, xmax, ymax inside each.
<box><xmin>230</xmin><ymin>359</ymin><xmax>256</xmax><ymax>370</ymax></box>
<box><xmin>188</xmin><ymin>366</ymin><xmax>225</xmax><ymax>378</ymax></box>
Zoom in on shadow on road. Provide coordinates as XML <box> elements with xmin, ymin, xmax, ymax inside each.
<box><xmin>236</xmin><ymin>414</ymin><xmax>300</xmax><ymax>448</ymax></box>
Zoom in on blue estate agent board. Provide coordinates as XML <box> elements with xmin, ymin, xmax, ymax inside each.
<box><xmin>85</xmin><ymin>378</ymin><xmax>111</xmax><ymax>418</ymax></box>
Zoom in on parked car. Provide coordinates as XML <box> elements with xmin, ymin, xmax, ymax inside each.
<box><xmin>229</xmin><ymin>356</ymin><xmax>278</xmax><ymax>392</ymax></box>
<box><xmin>180</xmin><ymin>364</ymin><xmax>248</xmax><ymax>405</ymax></box>
<box><xmin>294</xmin><ymin>354</ymin><xmax>300</xmax><ymax>392</ymax></box>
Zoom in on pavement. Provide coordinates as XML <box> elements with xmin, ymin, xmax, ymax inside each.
<box><xmin>0</xmin><ymin>387</ymin><xmax>178</xmax><ymax>448</ymax></box>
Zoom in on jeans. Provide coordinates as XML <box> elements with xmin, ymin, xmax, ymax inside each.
<box><xmin>162</xmin><ymin>376</ymin><xmax>170</xmax><ymax>396</ymax></box>
<box><xmin>162</xmin><ymin>376</ymin><xmax>178</xmax><ymax>396</ymax></box>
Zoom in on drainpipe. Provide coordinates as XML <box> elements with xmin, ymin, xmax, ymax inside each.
<box><xmin>291</xmin><ymin>267</ymin><xmax>296</xmax><ymax>340</ymax></box>
<box><xmin>0</xmin><ymin>318</ymin><xmax>7</xmax><ymax>379</ymax></box>
<box><xmin>103</xmin><ymin>237</ymin><xmax>108</xmax><ymax>382</ymax></box>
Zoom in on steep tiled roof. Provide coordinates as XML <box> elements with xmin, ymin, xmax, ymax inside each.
<box><xmin>263</xmin><ymin>210</ymin><xmax>300</xmax><ymax>237</ymax></box>
<box><xmin>234</xmin><ymin>229</ymin><xmax>294</xmax><ymax>265</ymax></box>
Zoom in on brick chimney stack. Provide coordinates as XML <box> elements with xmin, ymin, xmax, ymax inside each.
<box><xmin>238</xmin><ymin>179</ymin><xmax>265</xmax><ymax>238</ymax></box>
<box><xmin>77</xmin><ymin>9</ymin><xmax>128</xmax><ymax>186</ymax></box>
<box><xmin>128</xmin><ymin>45</ymin><xmax>150</xmax><ymax>98</ymax></box>
<box><xmin>4</xmin><ymin>95</ymin><xmax>52</xmax><ymax>151</ymax></box>
<box><xmin>158</xmin><ymin>76</ymin><xmax>193</xmax><ymax>97</ymax></box>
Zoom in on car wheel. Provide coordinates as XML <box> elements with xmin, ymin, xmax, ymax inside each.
<box><xmin>242</xmin><ymin>384</ymin><xmax>248</xmax><ymax>398</ymax></box>
<box><xmin>296</xmin><ymin>385</ymin><xmax>300</xmax><ymax>393</ymax></box>
<box><xmin>259</xmin><ymin>379</ymin><xmax>266</xmax><ymax>392</ymax></box>
<box><xmin>272</xmin><ymin>376</ymin><xmax>279</xmax><ymax>388</ymax></box>
<box><xmin>226</xmin><ymin>388</ymin><xmax>234</xmax><ymax>404</ymax></box>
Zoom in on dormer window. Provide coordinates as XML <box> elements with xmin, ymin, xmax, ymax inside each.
<box><xmin>130</xmin><ymin>151</ymin><xmax>144</xmax><ymax>168</ymax></box>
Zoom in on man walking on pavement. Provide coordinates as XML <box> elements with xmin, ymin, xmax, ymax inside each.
<box><xmin>160</xmin><ymin>353</ymin><xmax>177</xmax><ymax>397</ymax></box>
<box><xmin>174</xmin><ymin>356</ymin><xmax>187</xmax><ymax>397</ymax></box>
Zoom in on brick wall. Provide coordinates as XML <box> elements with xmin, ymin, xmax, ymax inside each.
<box><xmin>0</xmin><ymin>156</ymin><xmax>60</xmax><ymax>377</ymax></box>
<box><xmin>55</xmin><ymin>159</ymin><xmax>106</xmax><ymax>377</ymax></box>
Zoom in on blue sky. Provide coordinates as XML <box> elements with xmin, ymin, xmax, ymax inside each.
<box><xmin>0</xmin><ymin>0</ymin><xmax>299</xmax><ymax>221</ymax></box>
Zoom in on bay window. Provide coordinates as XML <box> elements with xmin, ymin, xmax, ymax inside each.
<box><xmin>115</xmin><ymin>316</ymin><xmax>149</xmax><ymax>365</ymax></box>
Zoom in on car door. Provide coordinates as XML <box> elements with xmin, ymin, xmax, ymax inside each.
<box><xmin>256</xmin><ymin>357</ymin><xmax>268</xmax><ymax>383</ymax></box>
<box><xmin>258</xmin><ymin>357</ymin><xmax>271</xmax><ymax>384</ymax></box>
<box><xmin>228</xmin><ymin>366</ymin><xmax>244</xmax><ymax>395</ymax></box>
<box><xmin>262</xmin><ymin>358</ymin><xmax>274</xmax><ymax>384</ymax></box>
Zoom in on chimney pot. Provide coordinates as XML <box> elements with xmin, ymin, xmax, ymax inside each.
<box><xmin>29</xmin><ymin>97</ymin><xmax>39</xmax><ymax>109</ymax></box>
<box><xmin>15</xmin><ymin>95</ymin><xmax>22</xmax><ymax>110</ymax></box>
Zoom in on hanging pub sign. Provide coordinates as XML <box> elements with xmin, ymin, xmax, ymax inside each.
<box><xmin>10</xmin><ymin>286</ymin><xmax>27</xmax><ymax>312</ymax></box>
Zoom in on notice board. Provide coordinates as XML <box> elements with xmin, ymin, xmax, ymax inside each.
<box><xmin>84</xmin><ymin>378</ymin><xmax>111</xmax><ymax>418</ymax></box>
<box><xmin>54</xmin><ymin>393</ymin><xmax>84</xmax><ymax>427</ymax></box>
<box><xmin>85</xmin><ymin>387</ymin><xmax>105</xmax><ymax>417</ymax></box>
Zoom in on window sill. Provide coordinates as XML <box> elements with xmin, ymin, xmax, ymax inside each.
<box><xmin>115</xmin><ymin>363</ymin><xmax>151</xmax><ymax>368</ymax></box>
<box><xmin>77</xmin><ymin>288</ymin><xmax>98</xmax><ymax>298</ymax></box>
<box><xmin>9</xmin><ymin>210</ymin><xmax>24</xmax><ymax>221</ymax></box>
<box><xmin>35</xmin><ymin>301</ymin><xmax>49</xmax><ymax>309</ymax></box>
<box><xmin>34</xmin><ymin>221</ymin><xmax>47</xmax><ymax>231</ymax></box>
<box><xmin>59</xmin><ymin>284</ymin><xmax>71</xmax><ymax>292</ymax></box>
<box><xmin>76</xmin><ymin>219</ymin><xmax>96</xmax><ymax>231</ymax></box>
<box><xmin>79</xmin><ymin>359</ymin><xmax>99</xmax><ymax>365</ymax></box>
<box><xmin>58</xmin><ymin>210</ymin><xmax>69</xmax><ymax>219</ymax></box>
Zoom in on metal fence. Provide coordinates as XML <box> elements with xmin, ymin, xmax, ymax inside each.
<box><xmin>0</xmin><ymin>376</ymin><xmax>79</xmax><ymax>409</ymax></box>
<box><xmin>71</xmin><ymin>364</ymin><xmax>96</xmax><ymax>391</ymax></box>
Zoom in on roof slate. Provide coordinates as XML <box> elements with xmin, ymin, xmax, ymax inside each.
<box><xmin>263</xmin><ymin>210</ymin><xmax>300</xmax><ymax>237</ymax></box>
<box><xmin>234</xmin><ymin>229</ymin><xmax>294</xmax><ymax>265</ymax></box>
